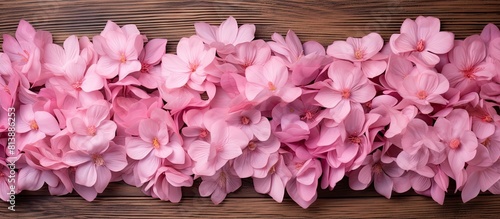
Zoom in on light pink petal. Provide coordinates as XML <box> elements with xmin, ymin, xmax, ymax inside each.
<box><xmin>327</xmin><ymin>41</ymin><xmax>355</xmax><ymax>60</ymax></box>
<box><xmin>94</xmin><ymin>166</ymin><xmax>111</xmax><ymax>193</ymax></box>
<box><xmin>199</xmin><ymin>179</ymin><xmax>217</xmax><ymax>197</ymax></box>
<box><xmin>374</xmin><ymin>173</ymin><xmax>393</xmax><ymax>199</ymax></box>
<box><xmin>34</xmin><ymin>111</ymin><xmax>60</xmax><ymax>135</ymax></box>
<box><xmin>315</xmin><ymin>88</ymin><xmax>341</xmax><ymax>108</ymax></box>
<box><xmin>361</xmin><ymin>60</ymin><xmax>387</xmax><ymax>78</ymax></box>
<box><xmin>118</xmin><ymin>60</ymin><xmax>141</xmax><ymax>81</ymax></box>
<box><xmin>188</xmin><ymin>140</ymin><xmax>211</xmax><ymax>162</ymax></box>
<box><xmin>218</xmin><ymin>17</ymin><xmax>238</xmax><ymax>44</ymax></box>
<box><xmin>102</xmin><ymin>146</ymin><xmax>127</xmax><ymax>172</ymax></box>
<box><xmin>279</xmin><ymin>86</ymin><xmax>302</xmax><ymax>103</ymax></box>
<box><xmin>253</xmin><ymin>176</ymin><xmax>271</xmax><ymax>194</ymax></box>
<box><xmin>234</xmin><ymin>24</ymin><xmax>256</xmax><ymax>45</ymax></box>
<box><xmin>75</xmin><ymin>162</ymin><xmax>97</xmax><ymax>187</ymax></box>
<box><xmin>138</xmin><ymin>119</ymin><xmax>159</xmax><ymax>142</ymax></box>
<box><xmin>96</xmin><ymin>56</ymin><xmax>119</xmax><ymax>79</ymax></box>
<box><xmin>63</xmin><ymin>151</ymin><xmax>91</xmax><ymax>166</ymax></box>
<box><xmin>412</xmin><ymin>51</ymin><xmax>440</xmax><ymax>67</ymax></box>
<box><xmin>143</xmin><ymin>39</ymin><xmax>167</xmax><ymax>64</ymax></box>
<box><xmin>426</xmin><ymin>32</ymin><xmax>455</xmax><ymax>54</ymax></box>
<box><xmin>126</xmin><ymin>137</ymin><xmax>153</xmax><ymax>160</ymax></box>
<box><xmin>351</xmin><ymin>83</ymin><xmax>376</xmax><ymax>103</ymax></box>
<box><xmin>63</xmin><ymin>35</ymin><xmax>80</xmax><ymax>62</ymax></box>
<box><xmin>137</xmin><ymin>154</ymin><xmax>161</xmax><ymax>183</ymax></box>
<box><xmin>394</xmin><ymin>33</ymin><xmax>417</xmax><ymax>53</ymax></box>
<box><xmin>461</xmin><ymin>174</ymin><xmax>480</xmax><ymax>203</ymax></box>
<box><xmin>358</xmin><ymin>165</ymin><xmax>373</xmax><ymax>185</ymax></box>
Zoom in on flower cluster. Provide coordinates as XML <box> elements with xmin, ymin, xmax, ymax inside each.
<box><xmin>1</xmin><ymin>16</ymin><xmax>500</xmax><ymax>208</ymax></box>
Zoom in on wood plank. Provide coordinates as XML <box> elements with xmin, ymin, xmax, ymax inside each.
<box><xmin>1</xmin><ymin>0</ymin><xmax>499</xmax><ymax>52</ymax></box>
<box><xmin>19</xmin><ymin>178</ymin><xmax>460</xmax><ymax>199</ymax></box>
<box><xmin>2</xmin><ymin>195</ymin><xmax>499</xmax><ymax>218</ymax></box>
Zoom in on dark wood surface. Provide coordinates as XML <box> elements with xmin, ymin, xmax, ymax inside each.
<box><xmin>1</xmin><ymin>0</ymin><xmax>500</xmax><ymax>218</ymax></box>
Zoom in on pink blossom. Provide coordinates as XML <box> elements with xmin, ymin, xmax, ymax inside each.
<box><xmin>161</xmin><ymin>36</ymin><xmax>216</xmax><ymax>90</ymax></box>
<box><xmin>314</xmin><ymin>61</ymin><xmax>376</xmax><ymax>122</ymax></box>
<box><xmin>43</xmin><ymin>35</ymin><xmax>81</xmax><ymax>76</ymax></box>
<box><xmin>199</xmin><ymin>163</ymin><xmax>241</xmax><ymax>204</ymax></box>
<box><xmin>245</xmin><ymin>57</ymin><xmax>302</xmax><ymax>103</ymax></box>
<box><xmin>396</xmin><ymin>70</ymin><xmax>449</xmax><ymax>114</ymax></box>
<box><xmin>63</xmin><ymin>142</ymin><xmax>127</xmax><ymax>192</ymax></box>
<box><xmin>233</xmin><ymin>136</ymin><xmax>280</xmax><ymax>178</ymax></box>
<box><xmin>67</xmin><ymin>104</ymin><xmax>117</xmax><ymax>150</ymax></box>
<box><xmin>143</xmin><ymin>166</ymin><xmax>193</xmax><ymax>203</ymax></box>
<box><xmin>130</xmin><ymin>39</ymin><xmax>167</xmax><ymax>89</ymax></box>
<box><xmin>442</xmin><ymin>36</ymin><xmax>495</xmax><ymax>94</ymax></box>
<box><xmin>382</xmin><ymin>55</ymin><xmax>417</xmax><ymax>92</ymax></box>
<box><xmin>462</xmin><ymin>162</ymin><xmax>500</xmax><ymax>203</ymax></box>
<box><xmin>224</xmin><ymin>40</ymin><xmax>271</xmax><ymax>72</ymax></box>
<box><xmin>396</xmin><ymin>119</ymin><xmax>445</xmax><ymax>178</ymax></box>
<box><xmin>390</xmin><ymin>16</ymin><xmax>454</xmax><ymax>67</ymax></box>
<box><xmin>253</xmin><ymin>154</ymin><xmax>292</xmax><ymax>202</ymax></box>
<box><xmin>2</xmin><ymin>20</ymin><xmax>44</xmax><ymax>84</ymax></box>
<box><xmin>16</xmin><ymin>104</ymin><xmax>60</xmax><ymax>146</ymax></box>
<box><xmin>195</xmin><ymin>16</ymin><xmax>255</xmax><ymax>54</ymax></box>
<box><xmin>467</xmin><ymin>101</ymin><xmax>499</xmax><ymax>139</ymax></box>
<box><xmin>93</xmin><ymin>20</ymin><xmax>143</xmax><ymax>80</ymax></box>
<box><xmin>349</xmin><ymin>150</ymin><xmax>405</xmax><ymax>198</ymax></box>
<box><xmin>370</xmin><ymin>95</ymin><xmax>418</xmax><ymax>138</ymax></box>
<box><xmin>226</xmin><ymin>109</ymin><xmax>271</xmax><ymax>141</ymax></box>
<box><xmin>187</xmin><ymin>120</ymin><xmax>248</xmax><ymax>176</ymax></box>
<box><xmin>434</xmin><ymin>109</ymin><xmax>478</xmax><ymax>188</ymax></box>
<box><xmin>327</xmin><ymin>32</ymin><xmax>387</xmax><ymax>78</ymax></box>
<box><xmin>126</xmin><ymin>118</ymin><xmax>185</xmax><ymax>183</ymax></box>
<box><xmin>285</xmin><ymin>155</ymin><xmax>322</xmax><ymax>209</ymax></box>
<box><xmin>326</xmin><ymin>105</ymin><xmax>379</xmax><ymax>171</ymax></box>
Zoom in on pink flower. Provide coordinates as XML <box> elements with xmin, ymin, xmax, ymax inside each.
<box><xmin>467</xmin><ymin>101</ymin><xmax>499</xmax><ymax>139</ymax></box>
<box><xmin>396</xmin><ymin>119</ymin><xmax>445</xmax><ymax>178</ymax></box>
<box><xmin>314</xmin><ymin>61</ymin><xmax>376</xmax><ymax>122</ymax></box>
<box><xmin>434</xmin><ymin>109</ymin><xmax>478</xmax><ymax>188</ymax></box>
<box><xmin>390</xmin><ymin>16</ymin><xmax>454</xmax><ymax>67</ymax></box>
<box><xmin>68</xmin><ymin>104</ymin><xmax>117</xmax><ymax>150</ymax></box>
<box><xmin>462</xmin><ymin>162</ymin><xmax>500</xmax><ymax>203</ymax></box>
<box><xmin>226</xmin><ymin>109</ymin><xmax>271</xmax><ymax>141</ymax></box>
<box><xmin>93</xmin><ymin>20</ymin><xmax>143</xmax><ymax>80</ymax></box>
<box><xmin>126</xmin><ymin>118</ymin><xmax>185</xmax><ymax>183</ymax></box>
<box><xmin>349</xmin><ymin>150</ymin><xmax>405</xmax><ymax>198</ymax></box>
<box><xmin>43</xmin><ymin>35</ymin><xmax>81</xmax><ymax>76</ymax></box>
<box><xmin>130</xmin><ymin>39</ymin><xmax>167</xmax><ymax>89</ymax></box>
<box><xmin>187</xmin><ymin>120</ymin><xmax>248</xmax><ymax>176</ymax></box>
<box><xmin>233</xmin><ymin>136</ymin><xmax>280</xmax><ymax>178</ymax></box>
<box><xmin>442</xmin><ymin>36</ymin><xmax>495</xmax><ymax>94</ymax></box>
<box><xmin>396</xmin><ymin>70</ymin><xmax>449</xmax><ymax>114</ymax></box>
<box><xmin>224</xmin><ymin>40</ymin><xmax>271</xmax><ymax>72</ymax></box>
<box><xmin>285</xmin><ymin>155</ymin><xmax>322</xmax><ymax>209</ymax></box>
<box><xmin>199</xmin><ymin>163</ymin><xmax>241</xmax><ymax>204</ymax></box>
<box><xmin>326</xmin><ymin>105</ymin><xmax>379</xmax><ymax>171</ymax></box>
<box><xmin>245</xmin><ymin>57</ymin><xmax>302</xmax><ymax>103</ymax></box>
<box><xmin>2</xmin><ymin>20</ymin><xmax>44</xmax><ymax>84</ymax></box>
<box><xmin>143</xmin><ymin>166</ymin><xmax>193</xmax><ymax>203</ymax></box>
<box><xmin>63</xmin><ymin>141</ymin><xmax>127</xmax><ymax>192</ymax></box>
<box><xmin>16</xmin><ymin>104</ymin><xmax>60</xmax><ymax>146</ymax></box>
<box><xmin>382</xmin><ymin>55</ymin><xmax>417</xmax><ymax>92</ymax></box>
<box><xmin>327</xmin><ymin>33</ymin><xmax>387</xmax><ymax>78</ymax></box>
<box><xmin>253</xmin><ymin>154</ymin><xmax>292</xmax><ymax>202</ymax></box>
<box><xmin>370</xmin><ymin>95</ymin><xmax>418</xmax><ymax>138</ymax></box>
<box><xmin>195</xmin><ymin>16</ymin><xmax>255</xmax><ymax>54</ymax></box>
<box><xmin>161</xmin><ymin>36</ymin><xmax>216</xmax><ymax>90</ymax></box>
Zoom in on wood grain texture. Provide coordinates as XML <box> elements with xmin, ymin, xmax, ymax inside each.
<box><xmin>2</xmin><ymin>195</ymin><xmax>500</xmax><ymax>218</ymax></box>
<box><xmin>2</xmin><ymin>0</ymin><xmax>500</xmax><ymax>217</ymax></box>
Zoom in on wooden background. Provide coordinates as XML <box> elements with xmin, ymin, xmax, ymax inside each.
<box><xmin>1</xmin><ymin>0</ymin><xmax>500</xmax><ymax>217</ymax></box>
